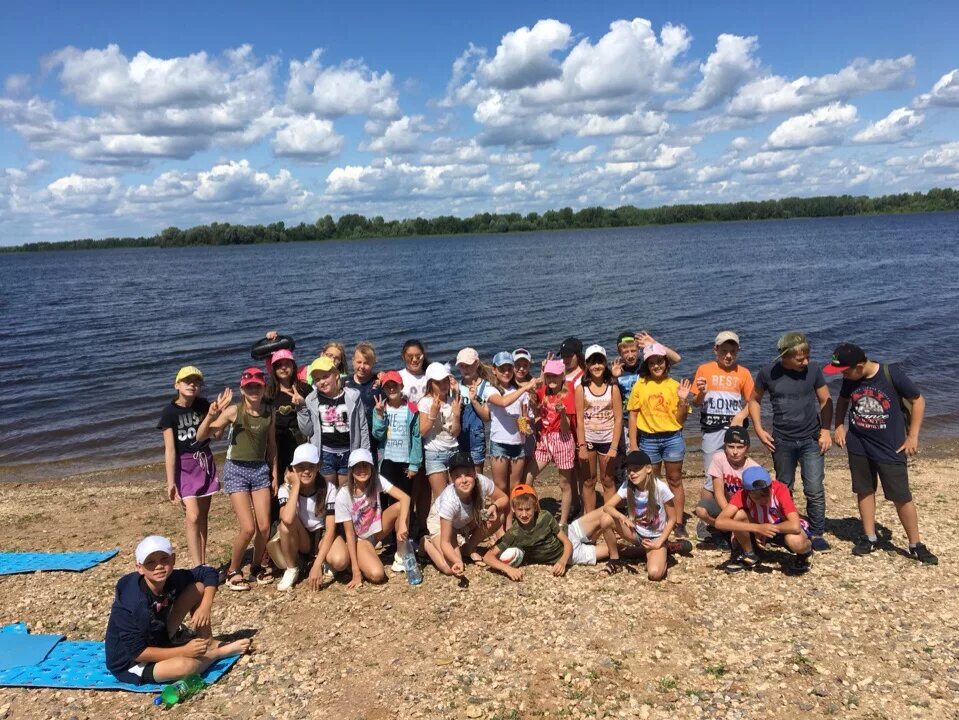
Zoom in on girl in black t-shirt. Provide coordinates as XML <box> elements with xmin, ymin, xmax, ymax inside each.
<box><xmin>266</xmin><ymin>349</ymin><xmax>312</xmax><ymax>477</ymax></box>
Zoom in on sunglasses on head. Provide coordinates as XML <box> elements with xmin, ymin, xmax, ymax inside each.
<box><xmin>241</xmin><ymin>372</ymin><xmax>264</xmax><ymax>380</ymax></box>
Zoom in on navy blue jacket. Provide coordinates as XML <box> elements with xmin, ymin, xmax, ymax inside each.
<box><xmin>105</xmin><ymin>565</ymin><xmax>217</xmax><ymax>676</ymax></box>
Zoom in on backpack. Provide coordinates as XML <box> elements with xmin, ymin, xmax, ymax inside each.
<box><xmin>881</xmin><ymin>364</ymin><xmax>913</xmax><ymax>429</ymax></box>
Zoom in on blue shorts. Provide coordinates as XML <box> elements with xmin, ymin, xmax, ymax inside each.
<box><xmin>223</xmin><ymin>460</ymin><xmax>271</xmax><ymax>494</ymax></box>
<box><xmin>321</xmin><ymin>449</ymin><xmax>350</xmax><ymax>477</ymax></box>
<box><xmin>639</xmin><ymin>430</ymin><xmax>686</xmax><ymax>464</ymax></box>
<box><xmin>424</xmin><ymin>448</ymin><xmax>456</xmax><ymax>475</ymax></box>
<box><xmin>489</xmin><ymin>440</ymin><xmax>525</xmax><ymax>460</ymax></box>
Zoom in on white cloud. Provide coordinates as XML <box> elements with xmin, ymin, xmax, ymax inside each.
<box><xmin>577</xmin><ymin>110</ymin><xmax>666</xmax><ymax>137</ymax></box>
<box><xmin>271</xmin><ymin>115</ymin><xmax>343</xmax><ymax>161</ymax></box>
<box><xmin>766</xmin><ymin>102</ymin><xmax>858</xmax><ymax>149</ymax></box>
<box><xmin>325</xmin><ymin>158</ymin><xmax>491</xmax><ymax>200</ymax></box>
<box><xmin>477</xmin><ymin>19</ymin><xmax>572</xmax><ymax>90</ymax></box>
<box><xmin>360</xmin><ymin>115</ymin><xmax>424</xmax><ymax>154</ymax></box>
<box><xmin>668</xmin><ymin>34</ymin><xmax>760</xmax><ymax>111</ymax></box>
<box><xmin>919</xmin><ymin>141</ymin><xmax>959</xmax><ymax>172</ymax></box>
<box><xmin>4</xmin><ymin>73</ymin><xmax>30</xmax><ymax>96</ymax></box>
<box><xmin>738</xmin><ymin>150</ymin><xmax>799</xmax><ymax>174</ymax></box>
<box><xmin>852</xmin><ymin>107</ymin><xmax>923</xmax><ymax>144</ymax></box>
<box><xmin>914</xmin><ymin>69</ymin><xmax>959</xmax><ymax>108</ymax></box>
<box><xmin>286</xmin><ymin>50</ymin><xmax>400</xmax><ymax>119</ymax></box>
<box><xmin>728</xmin><ymin>55</ymin><xmax>914</xmax><ymax>117</ymax></box>
<box><xmin>553</xmin><ymin>145</ymin><xmax>597</xmax><ymax>163</ymax></box>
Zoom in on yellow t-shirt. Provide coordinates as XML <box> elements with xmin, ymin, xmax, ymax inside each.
<box><xmin>627</xmin><ymin>377</ymin><xmax>682</xmax><ymax>434</ymax></box>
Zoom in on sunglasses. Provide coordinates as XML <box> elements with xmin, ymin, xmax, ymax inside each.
<box><xmin>404</xmin><ymin>353</ymin><xmax>424</xmax><ymax>361</ymax></box>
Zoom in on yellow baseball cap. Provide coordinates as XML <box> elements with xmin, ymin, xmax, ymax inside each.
<box><xmin>175</xmin><ymin>366</ymin><xmax>203</xmax><ymax>384</ymax></box>
<box><xmin>307</xmin><ymin>356</ymin><xmax>336</xmax><ymax>380</ymax></box>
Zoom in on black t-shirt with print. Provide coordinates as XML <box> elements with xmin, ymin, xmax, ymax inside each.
<box><xmin>157</xmin><ymin>398</ymin><xmax>211</xmax><ymax>454</ymax></box>
<box><xmin>840</xmin><ymin>363</ymin><xmax>920</xmax><ymax>465</ymax></box>
<box><xmin>316</xmin><ymin>391</ymin><xmax>350</xmax><ymax>451</ymax></box>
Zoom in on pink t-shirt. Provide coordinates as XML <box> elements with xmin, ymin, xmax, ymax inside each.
<box><xmin>705</xmin><ymin>454</ymin><xmax>760</xmax><ymax>496</ymax></box>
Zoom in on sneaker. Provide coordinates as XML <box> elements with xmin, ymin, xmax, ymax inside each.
<box><xmin>666</xmin><ymin>539</ymin><xmax>693</xmax><ymax>555</ymax></box>
<box><xmin>168</xmin><ymin>624</ymin><xmax>197</xmax><ymax>646</ymax></box>
<box><xmin>909</xmin><ymin>543</ymin><xmax>939</xmax><ymax>565</ymax></box>
<box><xmin>784</xmin><ymin>552</ymin><xmax>812</xmax><ymax>575</ymax></box>
<box><xmin>391</xmin><ymin>552</ymin><xmax>405</xmax><ymax>573</ymax></box>
<box><xmin>695</xmin><ymin>520</ymin><xmax>711</xmax><ymax>542</ymax></box>
<box><xmin>277</xmin><ymin>566</ymin><xmax>300</xmax><ymax>591</ymax></box>
<box><xmin>852</xmin><ymin>536</ymin><xmax>877</xmax><ymax>556</ymax></box>
<box><xmin>811</xmin><ymin>536</ymin><xmax>832</xmax><ymax>552</ymax></box>
<box><xmin>673</xmin><ymin>523</ymin><xmax>689</xmax><ymax>539</ymax></box>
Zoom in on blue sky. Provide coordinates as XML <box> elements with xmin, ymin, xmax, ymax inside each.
<box><xmin>1</xmin><ymin>0</ymin><xmax>957</xmax><ymax>244</ymax></box>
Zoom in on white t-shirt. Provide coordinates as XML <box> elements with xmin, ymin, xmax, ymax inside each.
<box><xmin>435</xmin><ymin>474</ymin><xmax>496</xmax><ymax>530</ymax></box>
<box><xmin>617</xmin><ymin>478</ymin><xmax>674</xmax><ymax>538</ymax></box>
<box><xmin>277</xmin><ymin>482</ymin><xmax>337</xmax><ymax>533</ymax></box>
<box><xmin>487</xmin><ymin>386</ymin><xmax>525</xmax><ymax>445</ymax></box>
<box><xmin>418</xmin><ymin>396</ymin><xmax>459</xmax><ymax>452</ymax></box>
<box><xmin>333</xmin><ymin>475</ymin><xmax>395</xmax><ymax>540</ymax></box>
<box><xmin>399</xmin><ymin>369</ymin><xmax>427</xmax><ymax>405</ymax></box>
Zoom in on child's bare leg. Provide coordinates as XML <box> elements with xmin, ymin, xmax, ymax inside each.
<box><xmin>356</xmin><ymin>539</ymin><xmax>387</xmax><ymax>583</ymax></box>
<box><xmin>151</xmin><ymin>638</ymin><xmax>252</xmax><ymax>683</ymax></box>
<box><xmin>250</xmin><ymin>488</ymin><xmax>272</xmax><ymax>567</ymax></box>
<box><xmin>325</xmin><ymin>536</ymin><xmax>351</xmax><ymax>573</ymax></box>
<box><xmin>196</xmin><ymin>495</ymin><xmax>212</xmax><ymax>565</ymax></box>
<box><xmin>227</xmin><ymin>492</ymin><xmax>256</xmax><ymax>574</ymax></box>
<box><xmin>894</xmin><ymin>499</ymin><xmax>921</xmax><ymax>545</ymax></box>
<box><xmin>461</xmin><ymin>524</ymin><xmax>491</xmax><ymax>562</ymax></box>
<box><xmin>785</xmin><ymin>533</ymin><xmax>812</xmax><ymax>555</ymax></box>
<box><xmin>278</xmin><ymin>515</ymin><xmax>310</xmax><ymax>568</ymax></box>
<box><xmin>182</xmin><ymin>496</ymin><xmax>205</xmax><ymax>568</ymax></box>
<box><xmin>645</xmin><ymin>546</ymin><xmax>667</xmax><ymax>581</ymax></box>
<box><xmin>582</xmin><ymin>452</ymin><xmax>598</xmax><ymax>515</ymax></box>
<box><xmin>380</xmin><ymin>503</ymin><xmax>401</xmax><ymax>536</ymax></box>
<box><xmin>427</xmin><ymin>471</ymin><xmax>449</xmax><ymax>500</ymax></box>
<box><xmin>730</xmin><ymin>509</ymin><xmax>753</xmax><ymax>551</ymax></box>
<box><xmin>421</xmin><ymin>535</ymin><xmax>455</xmax><ymax>575</ymax></box>
<box><xmin>491</xmin><ymin>457</ymin><xmax>512</xmax><ymax>527</ymax></box>
<box><xmin>167</xmin><ymin>582</ymin><xmax>209</xmax><ymax>638</ymax></box>
<box><xmin>557</xmin><ymin>468</ymin><xmax>573</xmax><ymax>525</ymax></box>
<box><xmin>525</xmin><ymin>457</ymin><xmax>543</xmax><ymax>485</ymax></box>
<box><xmin>664</xmin><ymin>460</ymin><xmax>685</xmax><ymax>526</ymax></box>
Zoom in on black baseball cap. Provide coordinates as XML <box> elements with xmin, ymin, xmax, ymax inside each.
<box><xmin>447</xmin><ymin>451</ymin><xmax>475</xmax><ymax>474</ymax></box>
<box><xmin>624</xmin><ymin>450</ymin><xmax>652</xmax><ymax>468</ymax></box>
<box><xmin>724</xmin><ymin>426</ymin><xmax>750</xmax><ymax>446</ymax></box>
<box><xmin>824</xmin><ymin>343</ymin><xmax>867</xmax><ymax>375</ymax></box>
<box><xmin>559</xmin><ymin>337</ymin><xmax>583</xmax><ymax>357</ymax></box>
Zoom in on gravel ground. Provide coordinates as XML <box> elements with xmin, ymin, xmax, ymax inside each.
<box><xmin>0</xmin><ymin>453</ymin><xmax>957</xmax><ymax>720</ymax></box>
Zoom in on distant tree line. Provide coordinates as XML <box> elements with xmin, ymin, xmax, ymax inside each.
<box><xmin>5</xmin><ymin>187</ymin><xmax>958</xmax><ymax>252</ymax></box>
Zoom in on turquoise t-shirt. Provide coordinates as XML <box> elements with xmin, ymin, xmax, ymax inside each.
<box><xmin>383</xmin><ymin>405</ymin><xmax>412</xmax><ymax>463</ymax></box>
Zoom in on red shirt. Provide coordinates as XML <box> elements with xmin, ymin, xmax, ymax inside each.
<box><xmin>536</xmin><ymin>383</ymin><xmax>577</xmax><ymax>434</ymax></box>
<box><xmin>728</xmin><ymin>480</ymin><xmax>796</xmax><ymax>524</ymax></box>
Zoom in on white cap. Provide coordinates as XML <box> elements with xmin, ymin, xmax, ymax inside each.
<box><xmin>455</xmin><ymin>347</ymin><xmax>479</xmax><ymax>365</ymax></box>
<box><xmin>714</xmin><ymin>330</ymin><xmax>740</xmax><ymax>346</ymax></box>
<box><xmin>135</xmin><ymin>535</ymin><xmax>174</xmax><ymax>564</ymax></box>
<box><xmin>512</xmin><ymin>348</ymin><xmax>532</xmax><ymax>363</ymax></box>
<box><xmin>291</xmin><ymin>444</ymin><xmax>319</xmax><ymax>466</ymax></box>
<box><xmin>584</xmin><ymin>344</ymin><xmax>607</xmax><ymax>360</ymax></box>
<box><xmin>348</xmin><ymin>448</ymin><xmax>374</xmax><ymax>467</ymax></box>
<box><xmin>425</xmin><ymin>361</ymin><xmax>451</xmax><ymax>382</ymax></box>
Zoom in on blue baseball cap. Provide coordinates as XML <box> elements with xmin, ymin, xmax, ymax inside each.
<box><xmin>492</xmin><ymin>351</ymin><xmax>514</xmax><ymax>367</ymax></box>
<box><xmin>742</xmin><ymin>466</ymin><xmax>772</xmax><ymax>491</ymax></box>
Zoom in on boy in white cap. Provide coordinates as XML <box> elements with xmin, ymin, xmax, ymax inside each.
<box><xmin>105</xmin><ymin>535</ymin><xmax>251</xmax><ymax>686</ymax></box>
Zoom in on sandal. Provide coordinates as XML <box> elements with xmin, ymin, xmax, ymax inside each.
<box><xmin>226</xmin><ymin>569</ymin><xmax>250</xmax><ymax>591</ymax></box>
<box><xmin>252</xmin><ymin>564</ymin><xmax>275</xmax><ymax>585</ymax></box>
<box><xmin>469</xmin><ymin>552</ymin><xmax>486</xmax><ymax>567</ymax></box>
<box><xmin>598</xmin><ymin>560</ymin><xmax>624</xmax><ymax>577</ymax></box>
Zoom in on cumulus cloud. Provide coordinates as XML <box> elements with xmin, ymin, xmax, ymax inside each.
<box><xmin>577</xmin><ymin>110</ymin><xmax>666</xmax><ymax>137</ymax></box>
<box><xmin>852</xmin><ymin>107</ymin><xmax>923</xmax><ymax>144</ymax></box>
<box><xmin>325</xmin><ymin>157</ymin><xmax>490</xmax><ymax>199</ymax></box>
<box><xmin>668</xmin><ymin>34</ymin><xmax>760</xmax><ymax>111</ymax></box>
<box><xmin>286</xmin><ymin>50</ymin><xmax>400</xmax><ymax>119</ymax></box>
<box><xmin>919</xmin><ymin>141</ymin><xmax>959</xmax><ymax>172</ymax></box>
<box><xmin>552</xmin><ymin>145</ymin><xmax>597</xmax><ymax>163</ymax></box>
<box><xmin>477</xmin><ymin>19</ymin><xmax>572</xmax><ymax>90</ymax></box>
<box><xmin>766</xmin><ymin>102</ymin><xmax>857</xmax><ymax>149</ymax></box>
<box><xmin>271</xmin><ymin>115</ymin><xmax>344</xmax><ymax>161</ymax></box>
<box><xmin>914</xmin><ymin>69</ymin><xmax>959</xmax><ymax>108</ymax></box>
<box><xmin>360</xmin><ymin>115</ymin><xmax>424</xmax><ymax>154</ymax></box>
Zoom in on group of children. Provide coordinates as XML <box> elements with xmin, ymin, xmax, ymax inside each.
<box><xmin>121</xmin><ymin>329</ymin><xmax>935</xmax><ymax>686</ymax></box>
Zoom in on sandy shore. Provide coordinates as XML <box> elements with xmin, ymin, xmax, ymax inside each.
<box><xmin>0</xmin><ymin>453</ymin><xmax>957</xmax><ymax>720</ymax></box>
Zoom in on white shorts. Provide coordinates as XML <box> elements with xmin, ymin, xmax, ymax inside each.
<box><xmin>566</xmin><ymin>519</ymin><xmax>597</xmax><ymax>566</ymax></box>
<box><xmin>701</xmin><ymin>429</ymin><xmax>726</xmax><ymax>490</ymax></box>
<box><xmin>425</xmin><ymin>502</ymin><xmax>470</xmax><ymax>544</ymax></box>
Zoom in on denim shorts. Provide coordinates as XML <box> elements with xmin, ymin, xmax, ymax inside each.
<box><xmin>321</xmin><ymin>449</ymin><xmax>350</xmax><ymax>476</ymax></box>
<box><xmin>639</xmin><ymin>430</ymin><xmax>686</xmax><ymax>463</ymax></box>
<box><xmin>489</xmin><ymin>440</ymin><xmax>525</xmax><ymax>460</ymax></box>
<box><xmin>458</xmin><ymin>425</ymin><xmax>487</xmax><ymax>465</ymax></box>
<box><xmin>424</xmin><ymin>447</ymin><xmax>456</xmax><ymax>474</ymax></box>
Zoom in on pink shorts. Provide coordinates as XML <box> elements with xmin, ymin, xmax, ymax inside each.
<box><xmin>534</xmin><ymin>431</ymin><xmax>575</xmax><ymax>470</ymax></box>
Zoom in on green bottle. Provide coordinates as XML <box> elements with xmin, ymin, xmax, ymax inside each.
<box><xmin>155</xmin><ymin>673</ymin><xmax>205</xmax><ymax>707</ymax></box>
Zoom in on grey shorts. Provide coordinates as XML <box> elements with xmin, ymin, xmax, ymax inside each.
<box><xmin>223</xmin><ymin>460</ymin><xmax>271</xmax><ymax>494</ymax></box>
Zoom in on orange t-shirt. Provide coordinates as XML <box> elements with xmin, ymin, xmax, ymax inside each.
<box><xmin>692</xmin><ymin>362</ymin><xmax>754</xmax><ymax>433</ymax></box>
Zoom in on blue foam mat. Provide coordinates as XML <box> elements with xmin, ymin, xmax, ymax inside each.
<box><xmin>0</xmin><ymin>624</ymin><xmax>239</xmax><ymax>692</ymax></box>
<box><xmin>0</xmin><ymin>549</ymin><xmax>119</xmax><ymax>575</ymax></box>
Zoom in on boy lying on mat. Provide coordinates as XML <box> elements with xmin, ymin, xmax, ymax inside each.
<box><xmin>105</xmin><ymin>535</ymin><xmax>251</xmax><ymax>686</ymax></box>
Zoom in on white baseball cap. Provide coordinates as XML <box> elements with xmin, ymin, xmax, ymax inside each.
<box><xmin>425</xmin><ymin>362</ymin><xmax>451</xmax><ymax>382</ymax></box>
<box><xmin>714</xmin><ymin>330</ymin><xmax>740</xmax><ymax>346</ymax></box>
<box><xmin>135</xmin><ymin>535</ymin><xmax>174</xmax><ymax>564</ymax></box>
<box><xmin>291</xmin><ymin>444</ymin><xmax>319</xmax><ymax>466</ymax></box>
<box><xmin>455</xmin><ymin>347</ymin><xmax>479</xmax><ymax>365</ymax></box>
<box><xmin>348</xmin><ymin>448</ymin><xmax>374</xmax><ymax>467</ymax></box>
<box><xmin>512</xmin><ymin>348</ymin><xmax>532</xmax><ymax>363</ymax></box>
<box><xmin>584</xmin><ymin>344</ymin><xmax>607</xmax><ymax>360</ymax></box>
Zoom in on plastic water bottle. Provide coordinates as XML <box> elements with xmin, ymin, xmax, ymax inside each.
<box><xmin>401</xmin><ymin>538</ymin><xmax>423</xmax><ymax>586</ymax></box>
<box><xmin>153</xmin><ymin>673</ymin><xmax>205</xmax><ymax>707</ymax></box>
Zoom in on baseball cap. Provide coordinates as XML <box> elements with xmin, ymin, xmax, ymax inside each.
<box><xmin>269</xmin><ymin>348</ymin><xmax>295</xmax><ymax>366</ymax></box>
<box><xmin>724</xmin><ymin>426</ymin><xmax>751</xmax><ymax>446</ymax></box>
<box><xmin>492</xmin><ymin>351</ymin><xmax>514</xmax><ymax>367</ymax></box>
<box><xmin>175</xmin><ymin>366</ymin><xmax>203</xmax><ymax>384</ymax></box>
<box><xmin>543</xmin><ymin>358</ymin><xmax>566</xmax><ymax>375</ymax></box>
<box><xmin>240</xmin><ymin>367</ymin><xmax>266</xmax><ymax>387</ymax></box>
<box><xmin>824</xmin><ymin>343</ymin><xmax>867</xmax><ymax>375</ymax></box>
<box><xmin>741</xmin><ymin>466</ymin><xmax>772</xmax><ymax>491</ymax></box>
<box><xmin>512</xmin><ymin>348</ymin><xmax>532</xmax><ymax>363</ymax></box>
<box><xmin>348</xmin><ymin>448</ymin><xmax>374</xmax><ymax>468</ymax></box>
<box><xmin>624</xmin><ymin>450</ymin><xmax>652</xmax><ymax>468</ymax></box>
<box><xmin>510</xmin><ymin>483</ymin><xmax>537</xmax><ymax>499</ymax></box>
<box><xmin>616</xmin><ymin>332</ymin><xmax>636</xmax><ymax>346</ymax></box>
<box><xmin>714</xmin><ymin>331</ymin><xmax>740</xmax><ymax>347</ymax></box>
<box><xmin>448</xmin><ymin>451</ymin><xmax>475</xmax><ymax>474</ymax></box>
<box><xmin>584</xmin><ymin>344</ymin><xmax>607</xmax><ymax>360</ymax></box>
<box><xmin>559</xmin><ymin>337</ymin><xmax>583</xmax><ymax>357</ymax></box>
<box><xmin>425</xmin><ymin>362</ymin><xmax>451</xmax><ymax>382</ymax></box>
<box><xmin>308</xmin><ymin>355</ymin><xmax>336</xmax><ymax>380</ymax></box>
<box><xmin>456</xmin><ymin>347</ymin><xmax>479</xmax><ymax>365</ymax></box>
<box><xmin>642</xmin><ymin>343</ymin><xmax>668</xmax><ymax>361</ymax></box>
<box><xmin>291</xmin><ymin>444</ymin><xmax>319</xmax><ymax>466</ymax></box>
<box><xmin>135</xmin><ymin>535</ymin><xmax>174</xmax><ymax>565</ymax></box>
<box><xmin>379</xmin><ymin>369</ymin><xmax>403</xmax><ymax>387</ymax></box>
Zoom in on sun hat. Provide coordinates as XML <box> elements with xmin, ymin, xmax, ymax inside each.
<box><xmin>584</xmin><ymin>344</ymin><xmax>607</xmax><ymax>360</ymax></box>
<box><xmin>307</xmin><ymin>355</ymin><xmax>336</xmax><ymax>380</ymax></box>
<box><xmin>379</xmin><ymin>369</ymin><xmax>403</xmax><ymax>387</ymax></box>
<box><xmin>348</xmin><ymin>448</ymin><xmax>374</xmax><ymax>468</ymax></box>
<box><xmin>175</xmin><ymin>366</ymin><xmax>203</xmax><ymax>384</ymax></box>
<box><xmin>510</xmin><ymin>483</ymin><xmax>537</xmax><ymax>499</ymax></box>
<box><xmin>824</xmin><ymin>342</ymin><xmax>867</xmax><ymax>375</ymax></box>
<box><xmin>624</xmin><ymin>450</ymin><xmax>652</xmax><ymax>468</ymax></box>
<box><xmin>492</xmin><ymin>351</ymin><xmax>514</xmax><ymax>367</ymax></box>
<box><xmin>724</xmin><ymin>426</ymin><xmax>751</xmax><ymax>446</ymax></box>
<box><xmin>642</xmin><ymin>343</ymin><xmax>668</xmax><ymax>361</ymax></box>
<box><xmin>425</xmin><ymin>362</ymin><xmax>451</xmax><ymax>382</ymax></box>
<box><xmin>543</xmin><ymin>359</ymin><xmax>566</xmax><ymax>375</ymax></box>
<box><xmin>559</xmin><ymin>337</ymin><xmax>583</xmax><ymax>357</ymax></box>
<box><xmin>240</xmin><ymin>367</ymin><xmax>266</xmax><ymax>387</ymax></box>
<box><xmin>135</xmin><ymin>535</ymin><xmax>174</xmax><ymax>564</ymax></box>
<box><xmin>714</xmin><ymin>331</ymin><xmax>740</xmax><ymax>347</ymax></box>
<box><xmin>456</xmin><ymin>347</ymin><xmax>479</xmax><ymax>365</ymax></box>
<box><xmin>291</xmin><ymin>444</ymin><xmax>320</xmax><ymax>466</ymax></box>
<box><xmin>512</xmin><ymin>348</ymin><xmax>532</xmax><ymax>363</ymax></box>
<box><xmin>742</xmin><ymin>466</ymin><xmax>772</xmax><ymax>491</ymax></box>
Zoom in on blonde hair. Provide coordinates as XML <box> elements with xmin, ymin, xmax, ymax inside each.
<box><xmin>626</xmin><ymin>471</ymin><xmax>659</xmax><ymax>526</ymax></box>
<box><xmin>511</xmin><ymin>494</ymin><xmax>539</xmax><ymax>513</ymax></box>
<box><xmin>777</xmin><ymin>331</ymin><xmax>809</xmax><ymax>358</ymax></box>
<box><xmin>353</xmin><ymin>342</ymin><xmax>377</xmax><ymax>363</ymax></box>
<box><xmin>322</xmin><ymin>341</ymin><xmax>348</xmax><ymax>373</ymax></box>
